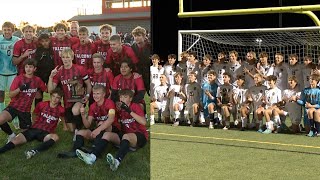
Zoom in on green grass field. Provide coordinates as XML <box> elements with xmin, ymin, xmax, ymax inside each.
<box><xmin>151</xmin><ymin>124</ymin><xmax>320</xmax><ymax>180</ymax></box>
<box><xmin>0</xmin><ymin>92</ymin><xmax>150</xmax><ymax>179</ymax></box>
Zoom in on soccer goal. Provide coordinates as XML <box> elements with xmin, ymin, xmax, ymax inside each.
<box><xmin>178</xmin><ymin>26</ymin><xmax>320</xmax><ymax>63</ymax></box>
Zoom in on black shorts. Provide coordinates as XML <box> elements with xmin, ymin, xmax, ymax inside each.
<box><xmin>118</xmin><ymin>132</ymin><xmax>147</xmax><ymax>148</ymax></box>
<box><xmin>5</xmin><ymin>106</ymin><xmax>31</xmax><ymax>129</ymax></box>
<box><xmin>21</xmin><ymin>128</ymin><xmax>49</xmax><ymax>142</ymax></box>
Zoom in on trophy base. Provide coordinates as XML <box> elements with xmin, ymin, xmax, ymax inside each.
<box><xmin>67</xmin><ymin>96</ymin><xmax>83</xmax><ymax>103</ymax></box>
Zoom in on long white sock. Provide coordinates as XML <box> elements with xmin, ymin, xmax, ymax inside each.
<box><xmin>269</xmin><ymin>121</ymin><xmax>274</xmax><ymax>130</ymax></box>
<box><xmin>174</xmin><ymin>111</ymin><xmax>180</xmax><ymax>120</ymax></box>
<box><xmin>274</xmin><ymin>115</ymin><xmax>280</xmax><ymax>126</ymax></box>
<box><xmin>150</xmin><ymin>115</ymin><xmax>155</xmax><ymax>121</ymax></box>
<box><xmin>241</xmin><ymin>116</ymin><xmax>247</xmax><ymax>128</ymax></box>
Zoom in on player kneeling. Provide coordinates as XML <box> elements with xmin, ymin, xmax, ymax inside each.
<box><xmin>0</xmin><ymin>88</ymin><xmax>64</xmax><ymax>159</ymax></box>
<box><xmin>104</xmin><ymin>89</ymin><xmax>148</xmax><ymax>171</ymax></box>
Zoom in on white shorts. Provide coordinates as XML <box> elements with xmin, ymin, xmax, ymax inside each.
<box><xmin>0</xmin><ymin>74</ymin><xmax>16</xmax><ymax>91</ymax></box>
<box><xmin>155</xmin><ymin>101</ymin><xmax>168</xmax><ymax>112</ymax></box>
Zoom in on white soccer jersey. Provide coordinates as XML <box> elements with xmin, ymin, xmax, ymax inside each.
<box><xmin>233</xmin><ymin>87</ymin><xmax>248</xmax><ymax>106</ymax></box>
<box><xmin>150</xmin><ymin>65</ymin><xmax>164</xmax><ymax>86</ymax></box>
<box><xmin>264</xmin><ymin>87</ymin><xmax>282</xmax><ymax>108</ymax></box>
<box><xmin>154</xmin><ymin>84</ymin><xmax>169</xmax><ymax>103</ymax></box>
<box><xmin>163</xmin><ymin>64</ymin><xmax>176</xmax><ymax>85</ymax></box>
<box><xmin>168</xmin><ymin>84</ymin><xmax>184</xmax><ymax>106</ymax></box>
<box><xmin>242</xmin><ymin>62</ymin><xmax>257</xmax><ymax>89</ymax></box>
<box><xmin>282</xmin><ymin>88</ymin><xmax>302</xmax><ymax>121</ymax></box>
<box><xmin>247</xmin><ymin>85</ymin><xmax>267</xmax><ymax>109</ymax></box>
<box><xmin>273</xmin><ymin>63</ymin><xmax>288</xmax><ymax>90</ymax></box>
<box><xmin>184</xmin><ymin>82</ymin><xmax>201</xmax><ymax>107</ymax></box>
<box><xmin>200</xmin><ymin>65</ymin><xmax>212</xmax><ymax>85</ymax></box>
<box><xmin>302</xmin><ymin>66</ymin><xmax>313</xmax><ymax>89</ymax></box>
<box><xmin>228</xmin><ymin>61</ymin><xmax>243</xmax><ymax>84</ymax></box>
<box><xmin>216</xmin><ymin>84</ymin><xmax>234</xmax><ymax>104</ymax></box>
<box><xmin>213</xmin><ymin>62</ymin><xmax>230</xmax><ymax>86</ymax></box>
<box><xmin>286</xmin><ymin>63</ymin><xmax>304</xmax><ymax>91</ymax></box>
<box><xmin>259</xmin><ymin>64</ymin><xmax>274</xmax><ymax>88</ymax></box>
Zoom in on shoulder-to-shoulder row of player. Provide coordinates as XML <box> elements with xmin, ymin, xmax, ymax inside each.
<box><xmin>150</xmin><ymin>50</ymin><xmax>320</xmax><ymax>137</ymax></box>
<box><xmin>0</xmin><ymin>21</ymin><xmax>151</xmax><ymax>170</ymax></box>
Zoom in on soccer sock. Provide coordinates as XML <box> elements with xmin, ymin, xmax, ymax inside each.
<box><xmin>0</xmin><ymin>142</ymin><xmax>15</xmax><ymax>153</ymax></box>
<box><xmin>174</xmin><ymin>111</ymin><xmax>180</xmax><ymax>121</ymax></box>
<box><xmin>209</xmin><ymin>113</ymin><xmax>214</xmax><ymax>122</ymax></box>
<box><xmin>315</xmin><ymin>122</ymin><xmax>320</xmax><ymax>133</ymax></box>
<box><xmin>34</xmin><ymin>98</ymin><xmax>43</xmax><ymax>107</ymax></box>
<box><xmin>258</xmin><ymin>120</ymin><xmax>263</xmax><ymax>129</ymax></box>
<box><xmin>241</xmin><ymin>117</ymin><xmax>247</xmax><ymax>128</ymax></box>
<box><xmin>72</xmin><ymin>135</ymin><xmax>84</xmax><ymax>151</ymax></box>
<box><xmin>116</xmin><ymin>139</ymin><xmax>130</xmax><ymax>163</ymax></box>
<box><xmin>309</xmin><ymin>119</ymin><xmax>315</xmax><ymax>131</ymax></box>
<box><xmin>283</xmin><ymin>111</ymin><xmax>288</xmax><ymax>116</ymax></box>
<box><xmin>0</xmin><ymin>122</ymin><xmax>13</xmax><ymax>135</ymax></box>
<box><xmin>74</xmin><ymin>115</ymin><xmax>83</xmax><ymax>130</ymax></box>
<box><xmin>150</xmin><ymin>115</ymin><xmax>154</xmax><ymax>121</ymax></box>
<box><xmin>34</xmin><ymin>139</ymin><xmax>55</xmax><ymax>152</ymax></box>
<box><xmin>274</xmin><ymin>116</ymin><xmax>280</xmax><ymax>126</ymax></box>
<box><xmin>92</xmin><ymin>139</ymin><xmax>108</xmax><ymax>157</ymax></box>
<box><xmin>0</xmin><ymin>102</ymin><xmax>5</xmax><ymax>111</ymax></box>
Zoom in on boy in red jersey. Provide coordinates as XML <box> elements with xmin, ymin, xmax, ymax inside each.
<box><xmin>94</xmin><ymin>24</ymin><xmax>113</xmax><ymax>61</ymax></box>
<box><xmin>88</xmin><ymin>53</ymin><xmax>114</xmax><ymax>105</ymax></box>
<box><xmin>105</xmin><ymin>89</ymin><xmax>148</xmax><ymax>171</ymax></box>
<box><xmin>12</xmin><ymin>24</ymin><xmax>37</xmax><ymax>75</ymax></box>
<box><xmin>71</xmin><ymin>85</ymin><xmax>119</xmax><ymax>164</ymax></box>
<box><xmin>48</xmin><ymin>49</ymin><xmax>92</xmax><ymax>134</ymax></box>
<box><xmin>0</xmin><ymin>58</ymin><xmax>47</xmax><ymax>142</ymax></box>
<box><xmin>51</xmin><ymin>23</ymin><xmax>79</xmax><ymax>66</ymax></box>
<box><xmin>72</xmin><ymin>26</ymin><xmax>97</xmax><ymax>70</ymax></box>
<box><xmin>105</xmin><ymin>34</ymin><xmax>139</xmax><ymax>76</ymax></box>
<box><xmin>111</xmin><ymin>59</ymin><xmax>146</xmax><ymax>111</ymax></box>
<box><xmin>131</xmin><ymin>26</ymin><xmax>151</xmax><ymax>96</ymax></box>
<box><xmin>0</xmin><ymin>88</ymin><xmax>64</xmax><ymax>159</ymax></box>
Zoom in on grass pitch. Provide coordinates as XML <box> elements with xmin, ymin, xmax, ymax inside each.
<box><xmin>0</xmin><ymin>92</ymin><xmax>150</xmax><ymax>179</ymax></box>
<box><xmin>151</xmin><ymin>123</ymin><xmax>320</xmax><ymax>180</ymax></box>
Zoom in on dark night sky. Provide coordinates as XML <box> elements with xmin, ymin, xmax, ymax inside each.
<box><xmin>151</xmin><ymin>0</ymin><xmax>320</xmax><ymax>61</ymax></box>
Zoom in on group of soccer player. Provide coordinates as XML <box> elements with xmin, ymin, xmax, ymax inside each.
<box><xmin>150</xmin><ymin>50</ymin><xmax>320</xmax><ymax>137</ymax></box>
<box><xmin>0</xmin><ymin>20</ymin><xmax>151</xmax><ymax>171</ymax></box>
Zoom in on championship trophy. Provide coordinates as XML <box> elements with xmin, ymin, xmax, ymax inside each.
<box><xmin>67</xmin><ymin>76</ymin><xmax>85</xmax><ymax>102</ymax></box>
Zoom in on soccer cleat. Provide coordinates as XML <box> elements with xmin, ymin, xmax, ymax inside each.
<box><xmin>76</xmin><ymin>149</ymin><xmax>95</xmax><ymax>165</ymax></box>
<box><xmin>7</xmin><ymin>133</ymin><xmax>16</xmax><ymax>144</ymax></box>
<box><xmin>240</xmin><ymin>127</ymin><xmax>245</xmax><ymax>131</ymax></box>
<box><xmin>262</xmin><ymin>129</ymin><xmax>272</xmax><ymax>134</ymax></box>
<box><xmin>172</xmin><ymin>121</ymin><xmax>179</xmax><ymax>127</ymax></box>
<box><xmin>106</xmin><ymin>153</ymin><xmax>120</xmax><ymax>171</ymax></box>
<box><xmin>25</xmin><ymin>150</ymin><xmax>37</xmax><ymax>159</ymax></box>
<box><xmin>307</xmin><ymin>130</ymin><xmax>314</xmax><ymax>137</ymax></box>
<box><xmin>257</xmin><ymin>129</ymin><xmax>263</xmax><ymax>133</ymax></box>
<box><xmin>209</xmin><ymin>122</ymin><xmax>214</xmax><ymax>129</ymax></box>
<box><xmin>150</xmin><ymin>119</ymin><xmax>155</xmax><ymax>126</ymax></box>
<box><xmin>223</xmin><ymin>126</ymin><xmax>229</xmax><ymax>130</ymax></box>
<box><xmin>187</xmin><ymin>120</ymin><xmax>191</xmax><ymax>125</ymax></box>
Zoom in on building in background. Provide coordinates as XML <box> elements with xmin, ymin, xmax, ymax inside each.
<box><xmin>68</xmin><ymin>0</ymin><xmax>150</xmax><ymax>37</ymax></box>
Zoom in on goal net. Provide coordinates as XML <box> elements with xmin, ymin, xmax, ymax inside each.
<box><xmin>178</xmin><ymin>27</ymin><xmax>320</xmax><ymax>63</ymax></box>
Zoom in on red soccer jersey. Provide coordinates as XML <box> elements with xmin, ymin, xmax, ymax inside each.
<box><xmin>88</xmin><ymin>98</ymin><xmax>119</xmax><ymax>130</ymax></box>
<box><xmin>112</xmin><ymin>73</ymin><xmax>145</xmax><ymax>93</ymax></box>
<box><xmin>88</xmin><ymin>68</ymin><xmax>114</xmax><ymax>98</ymax></box>
<box><xmin>9</xmin><ymin>74</ymin><xmax>46</xmax><ymax>112</ymax></box>
<box><xmin>52</xmin><ymin>64</ymin><xmax>88</xmax><ymax>108</ymax></box>
<box><xmin>105</xmin><ymin>45</ymin><xmax>139</xmax><ymax>76</ymax></box>
<box><xmin>13</xmin><ymin>39</ymin><xmax>37</xmax><ymax>74</ymax></box>
<box><xmin>32</xmin><ymin>101</ymin><xmax>65</xmax><ymax>133</ymax></box>
<box><xmin>118</xmin><ymin>102</ymin><xmax>148</xmax><ymax>140</ymax></box>
<box><xmin>94</xmin><ymin>40</ymin><xmax>110</xmax><ymax>61</ymax></box>
<box><xmin>72</xmin><ymin>42</ymin><xmax>97</xmax><ymax>70</ymax></box>
<box><xmin>51</xmin><ymin>36</ymin><xmax>79</xmax><ymax>66</ymax></box>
